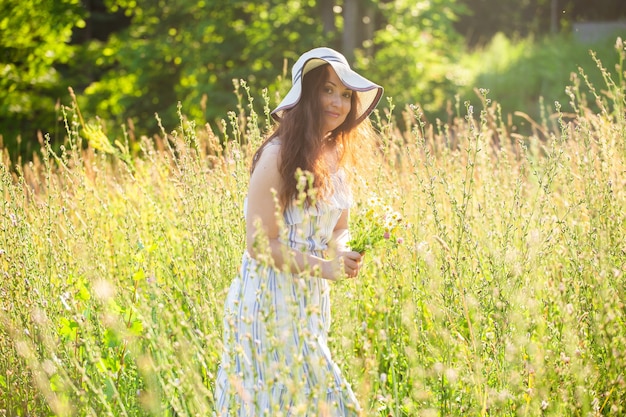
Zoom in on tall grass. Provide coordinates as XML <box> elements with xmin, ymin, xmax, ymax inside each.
<box><xmin>1</xmin><ymin>42</ymin><xmax>625</xmax><ymax>416</ymax></box>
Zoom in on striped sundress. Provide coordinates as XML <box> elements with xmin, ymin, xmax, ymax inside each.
<box><xmin>214</xmin><ymin>172</ymin><xmax>360</xmax><ymax>416</ymax></box>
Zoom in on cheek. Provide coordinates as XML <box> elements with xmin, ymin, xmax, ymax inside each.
<box><xmin>343</xmin><ymin>98</ymin><xmax>352</xmax><ymax>113</ymax></box>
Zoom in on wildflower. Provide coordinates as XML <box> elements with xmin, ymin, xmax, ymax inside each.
<box><xmin>348</xmin><ymin>196</ymin><xmax>403</xmax><ymax>253</ymax></box>
<box><xmin>60</xmin><ymin>292</ymin><xmax>72</xmax><ymax>311</ymax></box>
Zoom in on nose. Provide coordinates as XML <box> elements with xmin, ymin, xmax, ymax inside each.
<box><xmin>330</xmin><ymin>92</ymin><xmax>341</xmax><ymax>107</ymax></box>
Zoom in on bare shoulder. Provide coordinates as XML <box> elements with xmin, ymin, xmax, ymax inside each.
<box><xmin>263</xmin><ymin>138</ymin><xmax>282</xmax><ymax>154</ymax></box>
<box><xmin>263</xmin><ymin>138</ymin><xmax>282</xmax><ymax>155</ymax></box>
<box><xmin>253</xmin><ymin>140</ymin><xmax>281</xmax><ymax>171</ymax></box>
<box><xmin>249</xmin><ymin>140</ymin><xmax>282</xmax><ymax>191</ymax></box>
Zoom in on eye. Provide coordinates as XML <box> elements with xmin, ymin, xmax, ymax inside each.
<box><xmin>342</xmin><ymin>91</ymin><xmax>353</xmax><ymax>99</ymax></box>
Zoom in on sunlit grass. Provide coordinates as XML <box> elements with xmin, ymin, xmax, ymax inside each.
<box><xmin>1</xmin><ymin>43</ymin><xmax>625</xmax><ymax>416</ymax></box>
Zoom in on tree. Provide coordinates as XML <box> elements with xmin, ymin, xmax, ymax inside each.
<box><xmin>79</xmin><ymin>0</ymin><xmax>332</xmax><ymax>137</ymax></box>
<box><xmin>454</xmin><ymin>0</ymin><xmax>626</xmax><ymax>46</ymax></box>
<box><xmin>318</xmin><ymin>0</ymin><xmax>337</xmax><ymax>36</ymax></box>
<box><xmin>0</xmin><ymin>0</ymin><xmax>85</xmax><ymax>155</ymax></box>
<box><xmin>357</xmin><ymin>0</ymin><xmax>465</xmax><ymax>115</ymax></box>
<box><xmin>342</xmin><ymin>0</ymin><xmax>360</xmax><ymax>61</ymax></box>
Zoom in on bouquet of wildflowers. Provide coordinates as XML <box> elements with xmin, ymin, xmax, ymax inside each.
<box><xmin>348</xmin><ymin>196</ymin><xmax>404</xmax><ymax>254</ymax></box>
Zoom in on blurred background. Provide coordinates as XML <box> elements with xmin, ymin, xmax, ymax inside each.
<box><xmin>1</xmin><ymin>0</ymin><xmax>625</xmax><ymax>160</ymax></box>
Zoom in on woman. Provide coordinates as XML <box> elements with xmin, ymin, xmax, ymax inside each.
<box><xmin>214</xmin><ymin>47</ymin><xmax>383</xmax><ymax>416</ymax></box>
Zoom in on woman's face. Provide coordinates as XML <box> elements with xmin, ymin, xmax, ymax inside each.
<box><xmin>319</xmin><ymin>67</ymin><xmax>353</xmax><ymax>134</ymax></box>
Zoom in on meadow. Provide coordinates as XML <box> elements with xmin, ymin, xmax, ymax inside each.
<box><xmin>1</xmin><ymin>42</ymin><xmax>625</xmax><ymax>416</ymax></box>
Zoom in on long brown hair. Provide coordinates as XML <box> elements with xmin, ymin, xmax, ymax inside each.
<box><xmin>251</xmin><ymin>64</ymin><xmax>366</xmax><ymax>210</ymax></box>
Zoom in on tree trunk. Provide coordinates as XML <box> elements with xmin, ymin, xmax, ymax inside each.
<box><xmin>319</xmin><ymin>0</ymin><xmax>336</xmax><ymax>35</ymax></box>
<box><xmin>342</xmin><ymin>0</ymin><xmax>359</xmax><ymax>61</ymax></box>
<box><xmin>362</xmin><ymin>3</ymin><xmax>375</xmax><ymax>56</ymax></box>
<box><xmin>551</xmin><ymin>0</ymin><xmax>558</xmax><ymax>33</ymax></box>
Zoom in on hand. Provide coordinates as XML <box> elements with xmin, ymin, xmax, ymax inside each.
<box><xmin>323</xmin><ymin>251</ymin><xmax>363</xmax><ymax>280</ymax></box>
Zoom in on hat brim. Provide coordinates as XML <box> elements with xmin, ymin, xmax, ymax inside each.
<box><xmin>271</xmin><ymin>57</ymin><xmax>383</xmax><ymax>124</ymax></box>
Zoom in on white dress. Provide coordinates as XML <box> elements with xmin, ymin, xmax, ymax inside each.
<box><xmin>214</xmin><ymin>172</ymin><xmax>360</xmax><ymax>416</ymax></box>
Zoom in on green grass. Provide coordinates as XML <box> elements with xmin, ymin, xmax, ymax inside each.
<box><xmin>1</xmin><ymin>43</ymin><xmax>625</xmax><ymax>416</ymax></box>
<box><xmin>453</xmin><ymin>32</ymin><xmax>624</xmax><ymax>131</ymax></box>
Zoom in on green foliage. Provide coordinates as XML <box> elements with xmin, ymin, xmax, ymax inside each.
<box><xmin>454</xmin><ymin>33</ymin><xmax>623</xmax><ymax>127</ymax></box>
<box><xmin>81</xmin><ymin>0</ymin><xmax>328</xmax><ymax>137</ymax></box>
<box><xmin>0</xmin><ymin>0</ymin><xmax>85</xmax><ymax>155</ymax></box>
<box><xmin>358</xmin><ymin>0</ymin><xmax>465</xmax><ymax>115</ymax></box>
<box><xmin>2</xmin><ymin>0</ymin><xmax>624</xmax><ymax>165</ymax></box>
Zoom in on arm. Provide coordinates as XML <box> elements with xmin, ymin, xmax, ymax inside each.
<box><xmin>245</xmin><ymin>146</ymin><xmax>362</xmax><ymax>280</ymax></box>
<box><xmin>329</xmin><ymin>208</ymin><xmax>364</xmax><ymax>277</ymax></box>
<box><xmin>330</xmin><ymin>208</ymin><xmax>351</xmax><ymax>252</ymax></box>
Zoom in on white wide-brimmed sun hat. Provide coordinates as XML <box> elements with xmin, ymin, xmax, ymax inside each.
<box><xmin>271</xmin><ymin>47</ymin><xmax>383</xmax><ymax>124</ymax></box>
